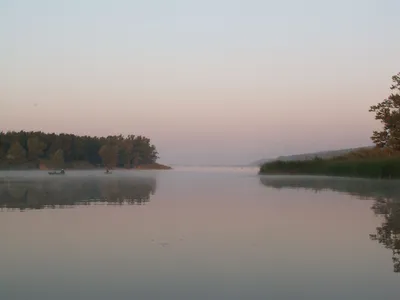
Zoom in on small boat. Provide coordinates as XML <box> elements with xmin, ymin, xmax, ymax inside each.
<box><xmin>48</xmin><ymin>169</ymin><xmax>65</xmax><ymax>175</ymax></box>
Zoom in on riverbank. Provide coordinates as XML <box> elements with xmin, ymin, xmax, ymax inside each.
<box><xmin>134</xmin><ymin>163</ymin><xmax>172</xmax><ymax>170</ymax></box>
<box><xmin>259</xmin><ymin>149</ymin><xmax>400</xmax><ymax>179</ymax></box>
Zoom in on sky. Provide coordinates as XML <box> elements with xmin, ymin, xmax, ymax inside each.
<box><xmin>1</xmin><ymin>0</ymin><xmax>399</xmax><ymax>165</ymax></box>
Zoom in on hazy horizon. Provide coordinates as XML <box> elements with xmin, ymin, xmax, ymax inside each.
<box><xmin>1</xmin><ymin>0</ymin><xmax>398</xmax><ymax>165</ymax></box>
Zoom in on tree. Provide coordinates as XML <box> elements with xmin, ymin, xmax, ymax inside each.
<box><xmin>51</xmin><ymin>149</ymin><xmax>64</xmax><ymax>168</ymax></box>
<box><xmin>71</xmin><ymin>136</ymin><xmax>86</xmax><ymax>161</ymax></box>
<box><xmin>6</xmin><ymin>141</ymin><xmax>27</xmax><ymax>164</ymax></box>
<box><xmin>0</xmin><ymin>140</ymin><xmax>5</xmax><ymax>161</ymax></box>
<box><xmin>0</xmin><ymin>131</ymin><xmax>159</xmax><ymax>169</ymax></box>
<box><xmin>369</xmin><ymin>72</ymin><xmax>400</xmax><ymax>149</ymax></box>
<box><xmin>118</xmin><ymin>140</ymin><xmax>134</xmax><ymax>168</ymax></box>
<box><xmin>48</xmin><ymin>134</ymin><xmax>73</xmax><ymax>162</ymax></box>
<box><xmin>27</xmin><ymin>136</ymin><xmax>46</xmax><ymax>161</ymax></box>
<box><xmin>98</xmin><ymin>144</ymin><xmax>119</xmax><ymax>168</ymax></box>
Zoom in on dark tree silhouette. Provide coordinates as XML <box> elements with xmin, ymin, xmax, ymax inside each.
<box><xmin>370</xmin><ymin>72</ymin><xmax>400</xmax><ymax>149</ymax></box>
<box><xmin>0</xmin><ymin>131</ymin><xmax>159</xmax><ymax>168</ymax></box>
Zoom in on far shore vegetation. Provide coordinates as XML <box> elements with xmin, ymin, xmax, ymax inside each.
<box><xmin>0</xmin><ymin>131</ymin><xmax>171</xmax><ymax>170</ymax></box>
<box><xmin>260</xmin><ymin>72</ymin><xmax>400</xmax><ymax>179</ymax></box>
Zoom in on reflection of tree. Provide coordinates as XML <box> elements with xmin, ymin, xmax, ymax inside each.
<box><xmin>370</xmin><ymin>198</ymin><xmax>400</xmax><ymax>273</ymax></box>
<box><xmin>0</xmin><ymin>176</ymin><xmax>157</xmax><ymax>211</ymax></box>
<box><xmin>259</xmin><ymin>175</ymin><xmax>400</xmax><ymax>273</ymax></box>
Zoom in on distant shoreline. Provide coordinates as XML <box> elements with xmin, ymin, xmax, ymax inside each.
<box><xmin>259</xmin><ymin>148</ymin><xmax>400</xmax><ymax>180</ymax></box>
<box><xmin>0</xmin><ymin>162</ymin><xmax>172</xmax><ymax>171</ymax></box>
<box><xmin>0</xmin><ymin>130</ymin><xmax>163</xmax><ymax>172</ymax></box>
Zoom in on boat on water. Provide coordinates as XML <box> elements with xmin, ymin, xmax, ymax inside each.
<box><xmin>48</xmin><ymin>169</ymin><xmax>65</xmax><ymax>175</ymax></box>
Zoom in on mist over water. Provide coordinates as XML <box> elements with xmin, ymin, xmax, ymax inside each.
<box><xmin>0</xmin><ymin>169</ymin><xmax>398</xmax><ymax>300</ymax></box>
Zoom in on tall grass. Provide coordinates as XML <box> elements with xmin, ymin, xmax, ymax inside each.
<box><xmin>259</xmin><ymin>148</ymin><xmax>400</xmax><ymax>179</ymax></box>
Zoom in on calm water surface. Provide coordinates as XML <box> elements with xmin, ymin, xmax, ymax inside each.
<box><xmin>0</xmin><ymin>167</ymin><xmax>399</xmax><ymax>300</ymax></box>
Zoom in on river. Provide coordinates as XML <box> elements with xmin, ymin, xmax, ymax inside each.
<box><xmin>0</xmin><ymin>167</ymin><xmax>398</xmax><ymax>300</ymax></box>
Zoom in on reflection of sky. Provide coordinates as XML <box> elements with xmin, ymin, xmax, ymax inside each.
<box><xmin>0</xmin><ymin>170</ymin><xmax>399</xmax><ymax>299</ymax></box>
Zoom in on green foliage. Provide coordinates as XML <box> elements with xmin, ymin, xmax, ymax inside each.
<box><xmin>370</xmin><ymin>72</ymin><xmax>400</xmax><ymax>149</ymax></box>
<box><xmin>6</xmin><ymin>141</ymin><xmax>27</xmax><ymax>164</ymax></box>
<box><xmin>0</xmin><ymin>140</ymin><xmax>5</xmax><ymax>160</ymax></box>
<box><xmin>259</xmin><ymin>154</ymin><xmax>400</xmax><ymax>179</ymax></box>
<box><xmin>51</xmin><ymin>149</ymin><xmax>64</xmax><ymax>168</ymax></box>
<box><xmin>98</xmin><ymin>144</ymin><xmax>119</xmax><ymax>168</ymax></box>
<box><xmin>0</xmin><ymin>131</ymin><xmax>159</xmax><ymax>168</ymax></box>
<box><xmin>27</xmin><ymin>136</ymin><xmax>46</xmax><ymax>161</ymax></box>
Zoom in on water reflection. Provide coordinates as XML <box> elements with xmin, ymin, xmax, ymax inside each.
<box><xmin>259</xmin><ymin>175</ymin><xmax>400</xmax><ymax>273</ymax></box>
<box><xmin>0</xmin><ymin>175</ymin><xmax>157</xmax><ymax>211</ymax></box>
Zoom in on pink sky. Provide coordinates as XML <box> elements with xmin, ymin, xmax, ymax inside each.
<box><xmin>1</xmin><ymin>0</ymin><xmax>398</xmax><ymax>165</ymax></box>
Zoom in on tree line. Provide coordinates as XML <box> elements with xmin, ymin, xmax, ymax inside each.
<box><xmin>0</xmin><ymin>131</ymin><xmax>159</xmax><ymax>168</ymax></box>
